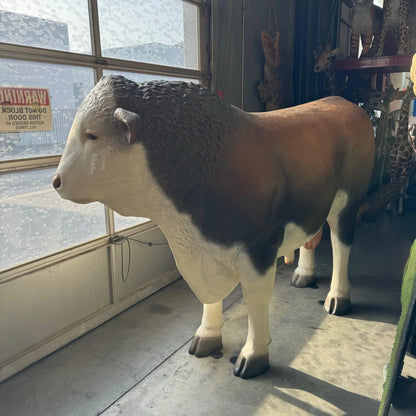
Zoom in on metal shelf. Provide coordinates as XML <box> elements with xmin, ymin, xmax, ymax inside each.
<box><xmin>334</xmin><ymin>55</ymin><xmax>413</xmax><ymax>73</ymax></box>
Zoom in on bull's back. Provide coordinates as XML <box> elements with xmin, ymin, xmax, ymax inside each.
<box><xmin>240</xmin><ymin>97</ymin><xmax>374</xmax><ymax>197</ymax></box>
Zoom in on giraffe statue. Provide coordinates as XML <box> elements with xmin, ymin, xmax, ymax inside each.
<box><xmin>258</xmin><ymin>31</ymin><xmax>282</xmax><ymax>111</ymax></box>
<box><xmin>313</xmin><ymin>44</ymin><xmax>341</xmax><ymax>96</ymax></box>
<box><xmin>389</xmin><ymin>85</ymin><xmax>416</xmax><ymax>212</ymax></box>
<box><xmin>376</xmin><ymin>0</ymin><xmax>409</xmax><ymax>56</ymax></box>
<box><xmin>257</xmin><ymin>31</ymin><xmax>292</xmax><ymax>110</ymax></box>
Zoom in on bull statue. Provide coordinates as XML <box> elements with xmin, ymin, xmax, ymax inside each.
<box><xmin>52</xmin><ymin>76</ymin><xmax>374</xmax><ymax>379</ymax></box>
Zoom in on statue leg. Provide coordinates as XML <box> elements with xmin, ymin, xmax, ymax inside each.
<box><xmin>324</xmin><ymin>230</ymin><xmax>352</xmax><ymax>315</ymax></box>
<box><xmin>325</xmin><ymin>204</ymin><xmax>354</xmax><ymax>315</ymax></box>
<box><xmin>360</xmin><ymin>33</ymin><xmax>373</xmax><ymax>57</ymax></box>
<box><xmin>189</xmin><ymin>301</ymin><xmax>223</xmax><ymax>357</ymax></box>
<box><xmin>291</xmin><ymin>246</ymin><xmax>317</xmax><ymax>288</ymax></box>
<box><xmin>233</xmin><ymin>252</ymin><xmax>276</xmax><ymax>379</ymax></box>
<box><xmin>349</xmin><ymin>33</ymin><xmax>360</xmax><ymax>58</ymax></box>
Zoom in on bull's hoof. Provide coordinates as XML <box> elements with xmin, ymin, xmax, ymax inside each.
<box><xmin>233</xmin><ymin>353</ymin><xmax>269</xmax><ymax>379</ymax></box>
<box><xmin>189</xmin><ymin>336</ymin><xmax>222</xmax><ymax>358</ymax></box>
<box><xmin>324</xmin><ymin>295</ymin><xmax>352</xmax><ymax>315</ymax></box>
<box><xmin>290</xmin><ymin>271</ymin><xmax>316</xmax><ymax>288</ymax></box>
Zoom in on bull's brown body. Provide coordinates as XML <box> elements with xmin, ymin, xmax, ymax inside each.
<box><xmin>223</xmin><ymin>97</ymin><xmax>372</xmax><ymax>237</ymax></box>
<box><xmin>53</xmin><ymin>76</ymin><xmax>374</xmax><ymax>379</ymax></box>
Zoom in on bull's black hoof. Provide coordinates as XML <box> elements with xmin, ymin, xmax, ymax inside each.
<box><xmin>233</xmin><ymin>353</ymin><xmax>269</xmax><ymax>379</ymax></box>
<box><xmin>324</xmin><ymin>295</ymin><xmax>352</xmax><ymax>315</ymax></box>
<box><xmin>290</xmin><ymin>271</ymin><xmax>316</xmax><ymax>288</ymax></box>
<box><xmin>189</xmin><ymin>336</ymin><xmax>223</xmax><ymax>358</ymax></box>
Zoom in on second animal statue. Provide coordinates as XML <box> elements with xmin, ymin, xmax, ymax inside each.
<box><xmin>347</xmin><ymin>0</ymin><xmax>383</xmax><ymax>58</ymax></box>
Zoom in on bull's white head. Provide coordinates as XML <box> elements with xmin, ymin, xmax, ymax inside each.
<box><xmin>52</xmin><ymin>76</ymin><xmax>143</xmax><ymax>213</ymax></box>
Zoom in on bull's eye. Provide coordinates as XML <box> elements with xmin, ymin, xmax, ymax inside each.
<box><xmin>87</xmin><ymin>133</ymin><xmax>98</xmax><ymax>141</ymax></box>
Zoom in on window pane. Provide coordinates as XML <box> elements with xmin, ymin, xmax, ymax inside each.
<box><xmin>114</xmin><ymin>214</ymin><xmax>150</xmax><ymax>231</ymax></box>
<box><xmin>0</xmin><ymin>59</ymin><xmax>94</xmax><ymax>161</ymax></box>
<box><xmin>103</xmin><ymin>69</ymin><xmax>196</xmax><ymax>84</ymax></box>
<box><xmin>0</xmin><ymin>0</ymin><xmax>91</xmax><ymax>53</ymax></box>
<box><xmin>98</xmin><ymin>0</ymin><xmax>200</xmax><ymax>69</ymax></box>
<box><xmin>0</xmin><ymin>169</ymin><xmax>106</xmax><ymax>271</ymax></box>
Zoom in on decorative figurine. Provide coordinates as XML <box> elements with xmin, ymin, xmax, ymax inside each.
<box><xmin>257</xmin><ymin>31</ymin><xmax>291</xmax><ymax>110</ymax></box>
<box><xmin>389</xmin><ymin>86</ymin><xmax>416</xmax><ymax>212</ymax></box>
<box><xmin>53</xmin><ymin>76</ymin><xmax>374</xmax><ymax>378</ymax></box>
<box><xmin>376</xmin><ymin>0</ymin><xmax>409</xmax><ymax>56</ymax></box>
<box><xmin>346</xmin><ymin>0</ymin><xmax>383</xmax><ymax>58</ymax></box>
<box><xmin>313</xmin><ymin>44</ymin><xmax>341</xmax><ymax>96</ymax></box>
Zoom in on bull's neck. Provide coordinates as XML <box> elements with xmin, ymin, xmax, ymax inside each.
<box><xmin>100</xmin><ymin>143</ymin><xmax>183</xmax><ymax>225</ymax></box>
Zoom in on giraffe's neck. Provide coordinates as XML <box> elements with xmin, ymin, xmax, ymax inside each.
<box><xmin>396</xmin><ymin>93</ymin><xmax>413</xmax><ymax>144</ymax></box>
<box><xmin>324</xmin><ymin>66</ymin><xmax>337</xmax><ymax>96</ymax></box>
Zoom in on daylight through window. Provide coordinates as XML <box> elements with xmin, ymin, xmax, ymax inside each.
<box><xmin>0</xmin><ymin>0</ymin><xmax>208</xmax><ymax>271</ymax></box>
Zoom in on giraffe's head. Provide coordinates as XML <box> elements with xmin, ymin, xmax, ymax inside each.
<box><xmin>313</xmin><ymin>45</ymin><xmax>340</xmax><ymax>73</ymax></box>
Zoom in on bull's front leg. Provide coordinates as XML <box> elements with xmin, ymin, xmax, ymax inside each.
<box><xmin>234</xmin><ymin>253</ymin><xmax>276</xmax><ymax>379</ymax></box>
<box><xmin>189</xmin><ymin>301</ymin><xmax>223</xmax><ymax>357</ymax></box>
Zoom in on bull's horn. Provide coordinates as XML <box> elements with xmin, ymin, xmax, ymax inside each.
<box><xmin>114</xmin><ymin>107</ymin><xmax>141</xmax><ymax>144</ymax></box>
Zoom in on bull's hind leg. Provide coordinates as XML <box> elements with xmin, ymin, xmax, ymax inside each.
<box><xmin>324</xmin><ymin>229</ymin><xmax>352</xmax><ymax>315</ymax></box>
<box><xmin>291</xmin><ymin>227</ymin><xmax>322</xmax><ymax>288</ymax></box>
<box><xmin>325</xmin><ymin>192</ymin><xmax>356</xmax><ymax>315</ymax></box>
<box><xmin>291</xmin><ymin>246</ymin><xmax>317</xmax><ymax>288</ymax></box>
<box><xmin>233</xmin><ymin>252</ymin><xmax>276</xmax><ymax>378</ymax></box>
<box><xmin>189</xmin><ymin>301</ymin><xmax>223</xmax><ymax>357</ymax></box>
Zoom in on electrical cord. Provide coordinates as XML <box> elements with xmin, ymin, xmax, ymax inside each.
<box><xmin>109</xmin><ymin>235</ymin><xmax>168</xmax><ymax>282</ymax></box>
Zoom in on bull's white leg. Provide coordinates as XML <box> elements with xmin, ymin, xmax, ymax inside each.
<box><xmin>291</xmin><ymin>246</ymin><xmax>317</xmax><ymax>288</ymax></box>
<box><xmin>189</xmin><ymin>301</ymin><xmax>223</xmax><ymax>357</ymax></box>
<box><xmin>324</xmin><ymin>229</ymin><xmax>352</xmax><ymax>315</ymax></box>
<box><xmin>234</xmin><ymin>253</ymin><xmax>276</xmax><ymax>378</ymax></box>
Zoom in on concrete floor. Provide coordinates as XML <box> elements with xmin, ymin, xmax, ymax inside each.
<box><xmin>1</xmin><ymin>211</ymin><xmax>416</xmax><ymax>416</ymax></box>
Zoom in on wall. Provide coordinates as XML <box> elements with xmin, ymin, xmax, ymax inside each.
<box><xmin>0</xmin><ymin>225</ymin><xmax>179</xmax><ymax>382</ymax></box>
<box><xmin>293</xmin><ymin>0</ymin><xmax>341</xmax><ymax>104</ymax></box>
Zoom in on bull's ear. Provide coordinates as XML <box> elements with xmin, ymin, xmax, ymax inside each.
<box><xmin>113</xmin><ymin>107</ymin><xmax>141</xmax><ymax>144</ymax></box>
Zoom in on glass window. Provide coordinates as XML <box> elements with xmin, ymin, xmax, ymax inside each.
<box><xmin>0</xmin><ymin>0</ymin><xmax>91</xmax><ymax>53</ymax></box>
<box><xmin>0</xmin><ymin>169</ymin><xmax>106</xmax><ymax>270</ymax></box>
<box><xmin>0</xmin><ymin>59</ymin><xmax>94</xmax><ymax>161</ymax></box>
<box><xmin>98</xmin><ymin>0</ymin><xmax>200</xmax><ymax>69</ymax></box>
<box><xmin>0</xmin><ymin>0</ymin><xmax>207</xmax><ymax>271</ymax></box>
<box><xmin>103</xmin><ymin>69</ymin><xmax>195</xmax><ymax>84</ymax></box>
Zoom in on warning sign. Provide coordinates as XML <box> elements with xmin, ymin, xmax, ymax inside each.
<box><xmin>0</xmin><ymin>86</ymin><xmax>52</xmax><ymax>133</ymax></box>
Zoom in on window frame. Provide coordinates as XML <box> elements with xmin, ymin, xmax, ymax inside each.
<box><xmin>0</xmin><ymin>0</ymin><xmax>211</xmax><ymax>276</ymax></box>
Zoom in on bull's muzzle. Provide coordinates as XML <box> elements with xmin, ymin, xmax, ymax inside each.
<box><xmin>52</xmin><ymin>174</ymin><xmax>62</xmax><ymax>190</ymax></box>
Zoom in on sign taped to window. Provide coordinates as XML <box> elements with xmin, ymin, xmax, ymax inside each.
<box><xmin>0</xmin><ymin>86</ymin><xmax>52</xmax><ymax>133</ymax></box>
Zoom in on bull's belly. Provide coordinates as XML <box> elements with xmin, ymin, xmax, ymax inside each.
<box><xmin>277</xmin><ymin>222</ymin><xmax>317</xmax><ymax>259</ymax></box>
<box><xmin>158</xmin><ymin>189</ymin><xmax>350</xmax><ymax>303</ymax></box>
<box><xmin>277</xmin><ymin>189</ymin><xmax>350</xmax><ymax>258</ymax></box>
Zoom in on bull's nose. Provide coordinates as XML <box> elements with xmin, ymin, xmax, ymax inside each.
<box><xmin>52</xmin><ymin>174</ymin><xmax>61</xmax><ymax>189</ymax></box>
